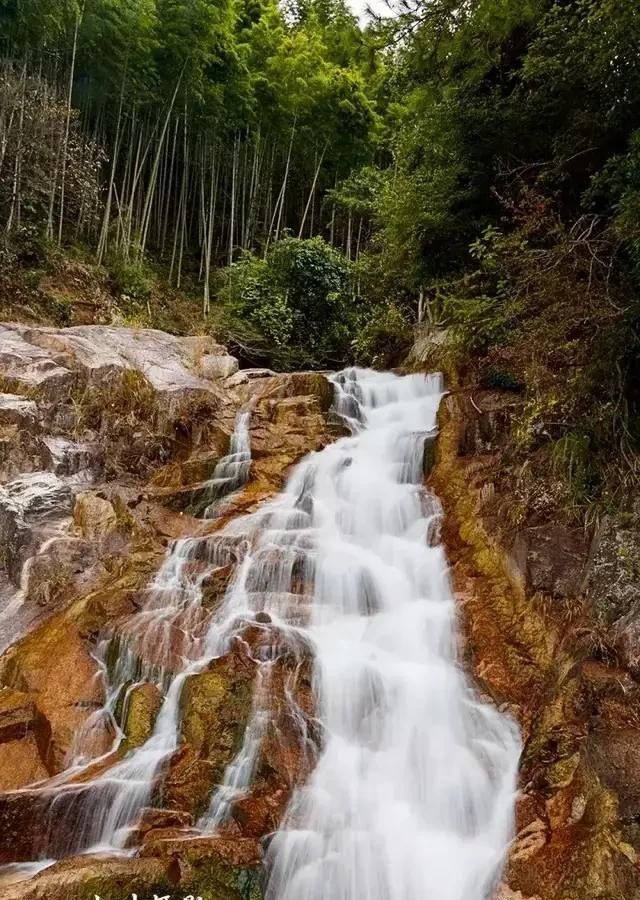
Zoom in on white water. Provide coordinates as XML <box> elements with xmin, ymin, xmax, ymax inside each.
<box><xmin>260</xmin><ymin>369</ymin><xmax>521</xmax><ymax>900</ymax></box>
<box><xmin>5</xmin><ymin>369</ymin><xmax>520</xmax><ymax>898</ymax></box>
<box><xmin>203</xmin><ymin>410</ymin><xmax>252</xmax><ymax>517</ymax></box>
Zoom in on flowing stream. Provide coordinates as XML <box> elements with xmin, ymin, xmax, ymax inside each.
<box><xmin>6</xmin><ymin>369</ymin><xmax>520</xmax><ymax>898</ymax></box>
<box><xmin>262</xmin><ymin>369</ymin><xmax>521</xmax><ymax>900</ymax></box>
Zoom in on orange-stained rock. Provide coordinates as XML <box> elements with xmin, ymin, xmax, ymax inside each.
<box><xmin>162</xmin><ymin>649</ymin><xmax>257</xmax><ymax>818</ymax></box>
<box><xmin>429</xmin><ymin>386</ymin><xmax>640</xmax><ymax>900</ymax></box>
<box><xmin>0</xmin><ymin>855</ymin><xmax>170</xmax><ymax>900</ymax></box>
<box><xmin>0</xmin><ymin>623</ymin><xmax>104</xmax><ymax>770</ymax></box>
<box><xmin>0</xmin><ymin>327</ymin><xmax>341</xmax><ymax>896</ymax></box>
<box><xmin>128</xmin><ymin>806</ymin><xmax>195</xmax><ymax>848</ymax></box>
<box><xmin>139</xmin><ymin>833</ymin><xmax>262</xmax><ymax>868</ymax></box>
<box><xmin>0</xmin><ymin>689</ymin><xmax>52</xmax><ymax>789</ymax></box>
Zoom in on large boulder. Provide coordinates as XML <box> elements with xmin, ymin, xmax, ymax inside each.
<box><xmin>198</xmin><ymin>353</ymin><xmax>239</xmax><ymax>380</ymax></box>
<box><xmin>0</xmin><ymin>324</ymin><xmax>239</xmax><ymax>410</ymax></box>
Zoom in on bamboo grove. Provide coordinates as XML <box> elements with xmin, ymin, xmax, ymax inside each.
<box><xmin>0</xmin><ymin>0</ymin><xmax>381</xmax><ymax>311</ymax></box>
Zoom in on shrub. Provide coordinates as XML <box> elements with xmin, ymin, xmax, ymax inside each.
<box><xmin>480</xmin><ymin>368</ymin><xmax>525</xmax><ymax>393</ymax></box>
<box><xmin>218</xmin><ymin>237</ymin><xmax>359</xmax><ymax>369</ymax></box>
<box><xmin>354</xmin><ymin>303</ymin><xmax>412</xmax><ymax>367</ymax></box>
<box><xmin>109</xmin><ymin>256</ymin><xmax>154</xmax><ymax>301</ymax></box>
<box><xmin>443</xmin><ymin>293</ymin><xmax>511</xmax><ymax>354</ymax></box>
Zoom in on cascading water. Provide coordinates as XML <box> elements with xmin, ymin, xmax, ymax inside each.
<box><xmin>3</xmin><ymin>369</ymin><xmax>520</xmax><ymax>900</ymax></box>
<box><xmin>203</xmin><ymin>410</ymin><xmax>252</xmax><ymax>517</ymax></box>
<box><xmin>260</xmin><ymin>369</ymin><xmax>521</xmax><ymax>900</ymax></box>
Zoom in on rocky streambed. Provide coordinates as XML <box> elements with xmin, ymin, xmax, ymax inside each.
<box><xmin>0</xmin><ymin>323</ymin><xmax>333</xmax><ymax>899</ymax></box>
<box><xmin>0</xmin><ymin>323</ymin><xmax>638</xmax><ymax>900</ymax></box>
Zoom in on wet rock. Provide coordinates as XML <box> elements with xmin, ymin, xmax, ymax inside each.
<box><xmin>139</xmin><ymin>833</ymin><xmax>262</xmax><ymax>868</ymax></box>
<box><xmin>228</xmin><ymin>665</ymin><xmax>316</xmax><ymax>839</ymax></box>
<box><xmin>122</xmin><ymin>682</ymin><xmax>162</xmax><ymax>749</ymax></box>
<box><xmin>423</xmin><ymin>434</ymin><xmax>437</xmax><ymax>477</ymax></box>
<box><xmin>290</xmin><ymin>371</ymin><xmax>334</xmax><ymax>411</ymax></box>
<box><xmin>155</xmin><ymin>479</ymin><xmax>220</xmax><ymax>517</ymax></box>
<box><xmin>73</xmin><ymin>492</ymin><xmax>117</xmax><ymax>543</ymax></box>
<box><xmin>149</xmin><ymin>447</ymin><xmax>226</xmax><ymax>489</ymax></box>
<box><xmin>201</xmin><ymin>563</ymin><xmax>235</xmax><ymax>610</ymax></box>
<box><xmin>0</xmin><ymin>472</ymin><xmax>72</xmax><ymax>522</ymax></box>
<box><xmin>0</xmin><ymin>472</ymin><xmax>73</xmax><ymax>584</ymax></box>
<box><xmin>251</xmin><ymin>371</ymin><xmax>333</xmax><ymax>413</ymax></box>
<box><xmin>72</xmin><ymin>548</ymin><xmax>164</xmax><ymax>638</ymax></box>
<box><xmin>0</xmin><ymin>789</ymin><xmax>51</xmax><ymax>865</ymax></box>
<box><xmin>430</xmin><ymin>386</ymin><xmax>640</xmax><ymax>900</ymax></box>
<box><xmin>135</xmin><ymin>806</ymin><xmax>195</xmax><ymax>841</ymax></box>
<box><xmin>163</xmin><ymin>653</ymin><xmax>256</xmax><ymax>817</ymax></box>
<box><xmin>248</xmin><ymin>381</ymin><xmax>329</xmax><ymax>492</ymax></box>
<box><xmin>0</xmin><ymin>855</ymin><xmax>171</xmax><ymax>900</ymax></box>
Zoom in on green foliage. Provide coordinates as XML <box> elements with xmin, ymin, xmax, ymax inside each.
<box><xmin>587</xmin><ymin>129</ymin><xmax>640</xmax><ymax>284</ymax></box>
<box><xmin>551</xmin><ymin>431</ymin><xmax>599</xmax><ymax>508</ymax></box>
<box><xmin>219</xmin><ymin>237</ymin><xmax>358</xmax><ymax>369</ymax></box>
<box><xmin>480</xmin><ymin>368</ymin><xmax>524</xmax><ymax>393</ymax></box>
<box><xmin>353</xmin><ymin>303</ymin><xmax>412</xmax><ymax>368</ymax></box>
<box><xmin>109</xmin><ymin>256</ymin><xmax>154</xmax><ymax>300</ymax></box>
<box><xmin>443</xmin><ymin>295</ymin><xmax>511</xmax><ymax>355</ymax></box>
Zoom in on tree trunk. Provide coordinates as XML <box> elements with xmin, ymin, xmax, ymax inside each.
<box><xmin>138</xmin><ymin>70</ymin><xmax>184</xmax><ymax>259</ymax></box>
<box><xmin>57</xmin><ymin>6</ymin><xmax>82</xmax><ymax>246</ymax></box>
<box><xmin>298</xmin><ymin>142</ymin><xmax>327</xmax><ymax>239</ymax></box>
<box><xmin>97</xmin><ymin>68</ymin><xmax>127</xmax><ymax>264</ymax></box>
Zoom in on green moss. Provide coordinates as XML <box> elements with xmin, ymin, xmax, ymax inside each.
<box><xmin>165</xmin><ymin>664</ymin><xmax>255</xmax><ymax>818</ymax></box>
<box><xmin>121</xmin><ymin>682</ymin><xmax>162</xmax><ymax>750</ymax></box>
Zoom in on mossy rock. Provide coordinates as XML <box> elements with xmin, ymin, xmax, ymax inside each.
<box><xmin>162</xmin><ymin>657</ymin><xmax>255</xmax><ymax>818</ymax></box>
<box><xmin>180</xmin><ymin>666</ymin><xmax>254</xmax><ymax>759</ymax></box>
<box><xmin>121</xmin><ymin>682</ymin><xmax>162</xmax><ymax>750</ymax></box>
<box><xmin>290</xmin><ymin>372</ymin><xmax>334</xmax><ymax>412</ymax></box>
<box><xmin>423</xmin><ymin>435</ymin><xmax>437</xmax><ymax>477</ymax></box>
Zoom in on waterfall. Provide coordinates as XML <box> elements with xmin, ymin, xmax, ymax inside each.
<box><xmin>203</xmin><ymin>410</ymin><xmax>252</xmax><ymax>517</ymax></box>
<box><xmin>3</xmin><ymin>369</ymin><xmax>520</xmax><ymax>898</ymax></box>
<box><xmin>259</xmin><ymin>369</ymin><xmax>521</xmax><ymax>900</ymax></box>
